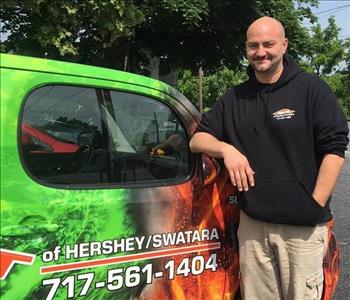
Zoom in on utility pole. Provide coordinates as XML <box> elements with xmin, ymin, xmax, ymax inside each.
<box><xmin>198</xmin><ymin>66</ymin><xmax>203</xmax><ymax>114</ymax></box>
<box><xmin>124</xmin><ymin>55</ymin><xmax>128</xmax><ymax>71</ymax></box>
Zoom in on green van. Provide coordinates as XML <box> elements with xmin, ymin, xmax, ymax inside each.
<box><xmin>0</xmin><ymin>54</ymin><xmax>339</xmax><ymax>299</ymax></box>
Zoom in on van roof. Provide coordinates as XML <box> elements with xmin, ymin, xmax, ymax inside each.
<box><xmin>0</xmin><ymin>53</ymin><xmax>173</xmax><ymax>95</ymax></box>
<box><xmin>0</xmin><ymin>53</ymin><xmax>200</xmax><ymax>121</ymax></box>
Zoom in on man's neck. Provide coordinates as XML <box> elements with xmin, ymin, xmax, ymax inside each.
<box><xmin>255</xmin><ymin>64</ymin><xmax>284</xmax><ymax>84</ymax></box>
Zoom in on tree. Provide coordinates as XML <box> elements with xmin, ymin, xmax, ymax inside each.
<box><xmin>302</xmin><ymin>17</ymin><xmax>345</xmax><ymax>76</ymax></box>
<box><xmin>177</xmin><ymin>67</ymin><xmax>247</xmax><ymax>109</ymax></box>
<box><xmin>132</xmin><ymin>0</ymin><xmax>319</xmax><ymax>74</ymax></box>
<box><xmin>322</xmin><ymin>72</ymin><xmax>350</xmax><ymax>120</ymax></box>
<box><xmin>299</xmin><ymin>17</ymin><xmax>350</xmax><ymax>120</ymax></box>
<box><xmin>1</xmin><ymin>0</ymin><xmax>319</xmax><ymax>73</ymax></box>
<box><xmin>323</xmin><ymin>37</ymin><xmax>350</xmax><ymax>120</ymax></box>
<box><xmin>1</xmin><ymin>0</ymin><xmax>144</xmax><ymax>64</ymax></box>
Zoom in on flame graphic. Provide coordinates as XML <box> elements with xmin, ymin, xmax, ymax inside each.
<box><xmin>140</xmin><ymin>170</ymin><xmax>240</xmax><ymax>299</ymax></box>
<box><xmin>322</xmin><ymin>220</ymin><xmax>340</xmax><ymax>300</ymax></box>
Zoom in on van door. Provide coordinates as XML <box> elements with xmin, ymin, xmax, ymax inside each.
<box><xmin>1</xmin><ymin>79</ymin><xmax>239</xmax><ymax>299</ymax></box>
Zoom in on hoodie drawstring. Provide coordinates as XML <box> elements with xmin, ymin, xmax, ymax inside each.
<box><xmin>254</xmin><ymin>89</ymin><xmax>272</xmax><ymax>135</ymax></box>
<box><xmin>254</xmin><ymin>92</ymin><xmax>260</xmax><ymax>135</ymax></box>
<box><xmin>264</xmin><ymin>89</ymin><xmax>272</xmax><ymax>127</ymax></box>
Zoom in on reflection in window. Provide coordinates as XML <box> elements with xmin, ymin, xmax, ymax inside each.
<box><xmin>109</xmin><ymin>91</ymin><xmax>189</xmax><ymax>181</ymax></box>
<box><xmin>20</xmin><ymin>86</ymin><xmax>190</xmax><ymax>186</ymax></box>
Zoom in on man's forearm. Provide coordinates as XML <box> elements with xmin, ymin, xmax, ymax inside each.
<box><xmin>189</xmin><ymin>132</ymin><xmax>236</xmax><ymax>158</ymax></box>
<box><xmin>312</xmin><ymin>154</ymin><xmax>345</xmax><ymax>206</ymax></box>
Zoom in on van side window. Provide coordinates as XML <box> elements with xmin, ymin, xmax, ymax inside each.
<box><xmin>20</xmin><ymin>85</ymin><xmax>190</xmax><ymax>186</ymax></box>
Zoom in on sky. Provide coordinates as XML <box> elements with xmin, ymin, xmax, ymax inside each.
<box><xmin>302</xmin><ymin>0</ymin><xmax>350</xmax><ymax>39</ymax></box>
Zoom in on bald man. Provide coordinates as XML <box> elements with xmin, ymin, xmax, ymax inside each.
<box><xmin>190</xmin><ymin>16</ymin><xmax>348</xmax><ymax>299</ymax></box>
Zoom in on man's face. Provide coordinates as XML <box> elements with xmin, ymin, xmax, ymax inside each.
<box><xmin>246</xmin><ymin>25</ymin><xmax>288</xmax><ymax>75</ymax></box>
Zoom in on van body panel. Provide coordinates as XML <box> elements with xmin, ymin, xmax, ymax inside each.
<box><xmin>1</xmin><ymin>54</ymin><xmax>240</xmax><ymax>299</ymax></box>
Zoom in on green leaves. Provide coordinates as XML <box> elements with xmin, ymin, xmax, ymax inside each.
<box><xmin>322</xmin><ymin>73</ymin><xmax>350</xmax><ymax>119</ymax></box>
<box><xmin>297</xmin><ymin>16</ymin><xmax>350</xmax><ymax>120</ymax></box>
<box><xmin>1</xmin><ymin>0</ymin><xmax>144</xmax><ymax>58</ymax></box>
<box><xmin>1</xmin><ymin>0</ymin><xmax>320</xmax><ymax>72</ymax></box>
<box><xmin>177</xmin><ymin>67</ymin><xmax>247</xmax><ymax>109</ymax></box>
<box><xmin>303</xmin><ymin>16</ymin><xmax>346</xmax><ymax>76</ymax></box>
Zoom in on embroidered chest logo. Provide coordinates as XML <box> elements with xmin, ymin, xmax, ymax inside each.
<box><xmin>272</xmin><ymin>108</ymin><xmax>296</xmax><ymax>120</ymax></box>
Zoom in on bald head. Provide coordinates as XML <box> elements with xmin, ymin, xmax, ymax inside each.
<box><xmin>247</xmin><ymin>17</ymin><xmax>285</xmax><ymax>40</ymax></box>
<box><xmin>245</xmin><ymin>16</ymin><xmax>288</xmax><ymax>83</ymax></box>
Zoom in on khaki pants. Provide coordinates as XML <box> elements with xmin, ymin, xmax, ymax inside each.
<box><xmin>237</xmin><ymin>211</ymin><xmax>328</xmax><ymax>300</ymax></box>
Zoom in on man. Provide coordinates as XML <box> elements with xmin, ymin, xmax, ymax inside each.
<box><xmin>190</xmin><ymin>16</ymin><xmax>349</xmax><ymax>300</ymax></box>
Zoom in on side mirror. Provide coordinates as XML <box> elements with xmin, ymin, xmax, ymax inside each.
<box><xmin>201</xmin><ymin>154</ymin><xmax>220</xmax><ymax>186</ymax></box>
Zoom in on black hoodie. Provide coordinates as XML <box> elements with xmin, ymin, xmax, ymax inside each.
<box><xmin>196</xmin><ymin>54</ymin><xmax>349</xmax><ymax>226</ymax></box>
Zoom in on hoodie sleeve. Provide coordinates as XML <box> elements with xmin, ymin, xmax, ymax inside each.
<box><xmin>313</xmin><ymin>85</ymin><xmax>349</xmax><ymax>158</ymax></box>
<box><xmin>194</xmin><ymin>92</ymin><xmax>229</xmax><ymax>141</ymax></box>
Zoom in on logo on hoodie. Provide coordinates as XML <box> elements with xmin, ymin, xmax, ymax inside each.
<box><xmin>272</xmin><ymin>108</ymin><xmax>296</xmax><ymax>120</ymax></box>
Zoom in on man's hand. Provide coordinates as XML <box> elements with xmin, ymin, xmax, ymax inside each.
<box><xmin>222</xmin><ymin>144</ymin><xmax>255</xmax><ymax>191</ymax></box>
<box><xmin>312</xmin><ymin>153</ymin><xmax>344</xmax><ymax>207</ymax></box>
<box><xmin>190</xmin><ymin>132</ymin><xmax>255</xmax><ymax>191</ymax></box>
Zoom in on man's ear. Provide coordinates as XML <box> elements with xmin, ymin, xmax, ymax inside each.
<box><xmin>283</xmin><ymin>38</ymin><xmax>289</xmax><ymax>54</ymax></box>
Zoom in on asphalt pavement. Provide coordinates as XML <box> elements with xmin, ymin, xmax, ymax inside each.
<box><xmin>332</xmin><ymin>150</ymin><xmax>350</xmax><ymax>299</ymax></box>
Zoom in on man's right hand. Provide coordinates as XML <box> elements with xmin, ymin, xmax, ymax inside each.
<box><xmin>190</xmin><ymin>132</ymin><xmax>255</xmax><ymax>191</ymax></box>
<box><xmin>222</xmin><ymin>144</ymin><xmax>255</xmax><ymax>191</ymax></box>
